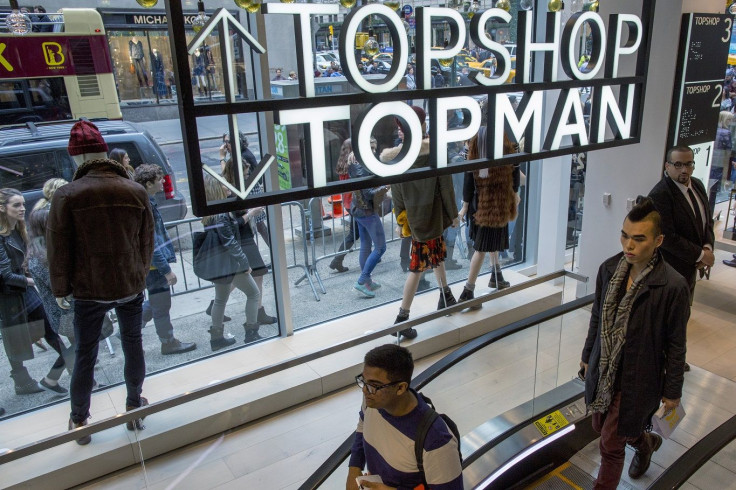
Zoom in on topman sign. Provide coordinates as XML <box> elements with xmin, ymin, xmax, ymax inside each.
<box><xmin>165</xmin><ymin>1</ymin><xmax>655</xmax><ymax>216</ymax></box>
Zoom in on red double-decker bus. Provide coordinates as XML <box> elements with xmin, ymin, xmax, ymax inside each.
<box><xmin>0</xmin><ymin>8</ymin><xmax>120</xmax><ymax>127</ymax></box>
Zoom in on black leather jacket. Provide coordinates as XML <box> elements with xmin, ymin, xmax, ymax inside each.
<box><xmin>0</xmin><ymin>230</ymin><xmax>29</xmax><ymax>293</ymax></box>
<box><xmin>214</xmin><ymin>214</ymin><xmax>249</xmax><ymax>272</ymax></box>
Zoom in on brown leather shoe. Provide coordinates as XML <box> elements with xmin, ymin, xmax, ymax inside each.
<box><xmin>628</xmin><ymin>432</ymin><xmax>662</xmax><ymax>479</ymax></box>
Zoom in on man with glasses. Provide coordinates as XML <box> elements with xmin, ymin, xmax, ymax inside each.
<box><xmin>648</xmin><ymin>145</ymin><xmax>714</xmax><ymax>371</ymax></box>
<box><xmin>648</xmin><ymin>146</ymin><xmax>715</xmax><ymax>295</ymax></box>
<box><xmin>347</xmin><ymin>344</ymin><xmax>462</xmax><ymax>490</ymax></box>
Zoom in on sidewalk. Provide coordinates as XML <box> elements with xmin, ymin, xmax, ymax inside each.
<box><xmin>136</xmin><ymin>113</ymin><xmax>260</xmax><ymax>146</ymax></box>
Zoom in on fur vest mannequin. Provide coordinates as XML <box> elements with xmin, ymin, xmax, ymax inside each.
<box><xmin>470</xmin><ymin>128</ymin><xmax>517</xmax><ymax>228</ymax></box>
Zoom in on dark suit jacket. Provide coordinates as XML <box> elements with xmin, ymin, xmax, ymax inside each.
<box><xmin>648</xmin><ymin>176</ymin><xmax>714</xmax><ymax>288</ymax></box>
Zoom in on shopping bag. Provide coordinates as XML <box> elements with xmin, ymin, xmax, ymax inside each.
<box><xmin>651</xmin><ymin>402</ymin><xmax>686</xmax><ymax>439</ymax></box>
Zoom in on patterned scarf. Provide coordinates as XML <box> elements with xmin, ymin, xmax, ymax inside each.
<box><xmin>589</xmin><ymin>253</ymin><xmax>659</xmax><ymax>413</ymax></box>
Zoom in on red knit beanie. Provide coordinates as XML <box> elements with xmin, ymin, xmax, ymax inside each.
<box><xmin>67</xmin><ymin>120</ymin><xmax>108</xmax><ymax>156</ymax></box>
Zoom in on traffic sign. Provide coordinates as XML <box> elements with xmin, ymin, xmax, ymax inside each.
<box><xmin>402</xmin><ymin>4</ymin><xmax>413</xmax><ymax>16</ymax></box>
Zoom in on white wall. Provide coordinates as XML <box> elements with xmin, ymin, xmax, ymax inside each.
<box><xmin>576</xmin><ymin>0</ymin><xmax>724</xmax><ymax>294</ymax></box>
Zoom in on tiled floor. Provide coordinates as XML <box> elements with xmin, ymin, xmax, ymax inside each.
<box><xmin>75</xmin><ymin>249</ymin><xmax>736</xmax><ymax>490</ymax></box>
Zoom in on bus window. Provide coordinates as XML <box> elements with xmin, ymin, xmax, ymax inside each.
<box><xmin>0</xmin><ymin>82</ymin><xmax>23</xmax><ymax>110</ymax></box>
<box><xmin>0</xmin><ymin>79</ymin><xmax>71</xmax><ymax>126</ymax></box>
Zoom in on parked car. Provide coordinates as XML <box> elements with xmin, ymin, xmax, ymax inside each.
<box><xmin>0</xmin><ymin>119</ymin><xmax>187</xmax><ymax>222</ymax></box>
<box><xmin>372</xmin><ymin>53</ymin><xmax>393</xmax><ymax>63</ymax></box>
<box><xmin>315</xmin><ymin>53</ymin><xmax>335</xmax><ymax>71</ymax></box>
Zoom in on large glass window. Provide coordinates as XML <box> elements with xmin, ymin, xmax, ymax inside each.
<box><xmin>106</xmin><ymin>27</ymin><xmax>245</xmax><ymax>105</ymax></box>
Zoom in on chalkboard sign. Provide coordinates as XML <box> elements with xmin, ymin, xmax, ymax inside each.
<box><xmin>668</xmin><ymin>13</ymin><xmax>732</xmax><ymax>148</ymax></box>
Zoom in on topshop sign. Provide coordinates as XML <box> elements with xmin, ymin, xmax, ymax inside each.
<box><xmin>165</xmin><ymin>1</ymin><xmax>653</xmax><ymax>215</ymax></box>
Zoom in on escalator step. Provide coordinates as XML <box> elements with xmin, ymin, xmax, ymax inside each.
<box><xmin>526</xmin><ymin>461</ymin><xmax>634</xmax><ymax>489</ymax></box>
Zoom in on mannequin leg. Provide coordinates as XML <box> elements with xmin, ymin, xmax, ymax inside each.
<box><xmin>489</xmin><ymin>251</ymin><xmax>511</xmax><ymax>289</ymax></box>
<box><xmin>401</xmin><ymin>271</ymin><xmax>422</xmax><ymax>310</ymax></box>
<box><xmin>467</xmin><ymin>250</ymin><xmax>486</xmax><ymax>286</ymax></box>
<box><xmin>433</xmin><ymin>263</ymin><xmax>457</xmax><ymax>310</ymax></box>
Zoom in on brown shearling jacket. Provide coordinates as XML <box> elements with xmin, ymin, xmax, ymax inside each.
<box><xmin>47</xmin><ymin>158</ymin><xmax>154</xmax><ymax>301</ymax></box>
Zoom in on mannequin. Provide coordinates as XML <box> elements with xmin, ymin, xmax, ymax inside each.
<box><xmin>191</xmin><ymin>48</ymin><xmax>208</xmax><ymax>96</ymax></box>
<box><xmin>204</xmin><ymin>43</ymin><xmax>217</xmax><ymax>95</ymax></box>
<box><xmin>458</xmin><ymin>126</ymin><xmax>520</xmax><ymax>306</ymax></box>
<box><xmin>129</xmin><ymin>37</ymin><xmax>148</xmax><ymax>88</ymax></box>
<box><xmin>152</xmin><ymin>48</ymin><xmax>167</xmax><ymax>99</ymax></box>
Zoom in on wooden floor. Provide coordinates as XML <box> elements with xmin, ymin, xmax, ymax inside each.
<box><xmin>77</xmin><ymin>249</ymin><xmax>736</xmax><ymax>490</ymax></box>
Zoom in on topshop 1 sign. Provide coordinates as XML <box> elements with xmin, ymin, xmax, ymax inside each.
<box><xmin>165</xmin><ymin>1</ymin><xmax>655</xmax><ymax>216</ymax></box>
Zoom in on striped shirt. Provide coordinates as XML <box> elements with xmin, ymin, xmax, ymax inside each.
<box><xmin>348</xmin><ymin>390</ymin><xmax>463</xmax><ymax>489</ymax></box>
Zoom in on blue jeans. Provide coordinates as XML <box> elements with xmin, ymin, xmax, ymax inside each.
<box><xmin>142</xmin><ymin>269</ymin><xmax>174</xmax><ymax>342</ymax></box>
<box><xmin>355</xmin><ymin>214</ymin><xmax>386</xmax><ymax>284</ymax></box>
<box><xmin>70</xmin><ymin>292</ymin><xmax>145</xmax><ymax>423</ymax></box>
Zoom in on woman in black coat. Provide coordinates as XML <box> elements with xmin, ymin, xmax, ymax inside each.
<box><xmin>201</xmin><ymin>176</ymin><xmax>262</xmax><ymax>351</ymax></box>
<box><xmin>0</xmin><ymin>188</ymin><xmax>69</xmax><ymax>396</ymax></box>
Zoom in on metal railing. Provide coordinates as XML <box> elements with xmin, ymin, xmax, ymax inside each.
<box><xmin>160</xmin><ymin>194</ymin><xmax>474</xmax><ymax>302</ymax></box>
<box><xmin>159</xmin><ymin>203</ymin><xmax>320</xmax><ymax>300</ymax></box>
<box><xmin>0</xmin><ymin>269</ymin><xmax>585</xmax><ymax>465</ymax></box>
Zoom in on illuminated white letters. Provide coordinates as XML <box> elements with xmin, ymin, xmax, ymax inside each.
<box><xmin>518</xmin><ymin>11</ymin><xmax>561</xmax><ymax>83</ymax></box>
<box><xmin>594</xmin><ymin>84</ymin><xmax>636</xmax><ymax>142</ymax></box>
<box><xmin>275</xmin><ymin>106</ymin><xmax>351</xmax><ymax>187</ymax></box>
<box><xmin>354</xmin><ymin>103</ymin><xmax>423</xmax><ymax>177</ymax></box>
<box><xmin>607</xmin><ymin>14</ymin><xmax>643</xmax><ymax>78</ymax></box>
<box><xmin>416</xmin><ymin>7</ymin><xmax>467</xmax><ymax>89</ymax></box>
<box><xmin>561</xmin><ymin>12</ymin><xmax>605</xmax><ymax>80</ymax></box>
<box><xmin>468</xmin><ymin>8</ymin><xmax>512</xmax><ymax>86</ymax></box>
<box><xmin>262</xmin><ymin>3</ymin><xmax>340</xmax><ymax>98</ymax></box>
<box><xmin>494</xmin><ymin>91</ymin><xmax>543</xmax><ymax>158</ymax></box>
<box><xmin>544</xmin><ymin>89</ymin><xmax>588</xmax><ymax>150</ymax></box>
<box><xmin>340</xmin><ymin>4</ymin><xmax>409</xmax><ymax>93</ymax></box>
<box><xmin>432</xmin><ymin>97</ymin><xmax>481</xmax><ymax>168</ymax></box>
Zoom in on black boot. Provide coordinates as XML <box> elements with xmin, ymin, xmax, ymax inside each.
<box><xmin>11</xmin><ymin>367</ymin><xmax>43</xmax><ymax>395</ymax></box>
<box><xmin>206</xmin><ymin>300</ymin><xmax>231</xmax><ymax>322</ymax></box>
<box><xmin>391</xmin><ymin>312</ymin><xmax>418</xmax><ymax>339</ymax></box>
<box><xmin>209</xmin><ymin>326</ymin><xmax>236</xmax><ymax>351</ymax></box>
<box><xmin>437</xmin><ymin>287</ymin><xmax>457</xmax><ymax>310</ymax></box>
<box><xmin>329</xmin><ymin>255</ymin><xmax>349</xmax><ymax>273</ymax></box>
<box><xmin>244</xmin><ymin>323</ymin><xmax>263</xmax><ymax>343</ymax></box>
<box><xmin>489</xmin><ymin>266</ymin><xmax>510</xmax><ymax>289</ymax></box>
<box><xmin>458</xmin><ymin>287</ymin><xmax>482</xmax><ymax>310</ymax></box>
<box><xmin>257</xmin><ymin>306</ymin><xmax>277</xmax><ymax>325</ymax></box>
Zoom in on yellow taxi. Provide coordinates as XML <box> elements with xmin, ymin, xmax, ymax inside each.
<box><xmin>467</xmin><ymin>56</ymin><xmax>516</xmax><ymax>83</ymax></box>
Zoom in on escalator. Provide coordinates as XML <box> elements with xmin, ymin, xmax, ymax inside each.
<box><xmin>300</xmin><ymin>296</ymin><xmax>736</xmax><ymax>490</ymax></box>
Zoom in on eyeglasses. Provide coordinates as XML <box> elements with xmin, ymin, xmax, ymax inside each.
<box><xmin>355</xmin><ymin>374</ymin><xmax>402</xmax><ymax>394</ymax></box>
<box><xmin>667</xmin><ymin>161</ymin><xmax>695</xmax><ymax>169</ymax></box>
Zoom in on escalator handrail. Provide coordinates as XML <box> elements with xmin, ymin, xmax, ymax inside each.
<box><xmin>299</xmin><ymin>294</ymin><xmax>595</xmax><ymax>490</ymax></box>
<box><xmin>647</xmin><ymin>413</ymin><xmax>736</xmax><ymax>490</ymax></box>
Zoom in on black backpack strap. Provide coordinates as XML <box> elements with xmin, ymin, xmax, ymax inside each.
<box><xmin>414</xmin><ymin>406</ymin><xmax>439</xmax><ymax>478</ymax></box>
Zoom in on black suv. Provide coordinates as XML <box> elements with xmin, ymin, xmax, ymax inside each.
<box><xmin>0</xmin><ymin>119</ymin><xmax>187</xmax><ymax>222</ymax></box>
